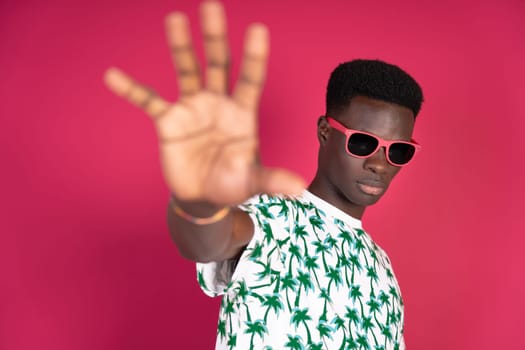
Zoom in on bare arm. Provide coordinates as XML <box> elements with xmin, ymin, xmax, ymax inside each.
<box><xmin>167</xmin><ymin>200</ymin><xmax>254</xmax><ymax>262</ymax></box>
<box><xmin>104</xmin><ymin>1</ymin><xmax>305</xmax><ymax>263</ymax></box>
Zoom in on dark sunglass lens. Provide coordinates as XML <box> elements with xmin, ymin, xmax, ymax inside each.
<box><xmin>389</xmin><ymin>143</ymin><xmax>416</xmax><ymax>165</ymax></box>
<box><xmin>348</xmin><ymin>133</ymin><xmax>378</xmax><ymax>156</ymax></box>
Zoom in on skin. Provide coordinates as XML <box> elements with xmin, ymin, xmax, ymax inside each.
<box><xmin>104</xmin><ymin>1</ymin><xmax>304</xmax><ymax>262</ymax></box>
<box><xmin>309</xmin><ymin>95</ymin><xmax>415</xmax><ymax>220</ymax></box>
<box><xmin>104</xmin><ymin>1</ymin><xmax>416</xmax><ymax>263</ymax></box>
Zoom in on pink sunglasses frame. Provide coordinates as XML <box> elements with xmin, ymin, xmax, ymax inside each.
<box><xmin>326</xmin><ymin>117</ymin><xmax>421</xmax><ymax>166</ymax></box>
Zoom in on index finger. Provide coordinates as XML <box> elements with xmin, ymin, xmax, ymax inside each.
<box><xmin>104</xmin><ymin>67</ymin><xmax>170</xmax><ymax>118</ymax></box>
<box><xmin>201</xmin><ymin>0</ymin><xmax>230</xmax><ymax>94</ymax></box>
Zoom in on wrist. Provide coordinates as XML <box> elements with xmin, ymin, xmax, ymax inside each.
<box><xmin>169</xmin><ymin>195</ymin><xmax>231</xmax><ymax>225</ymax></box>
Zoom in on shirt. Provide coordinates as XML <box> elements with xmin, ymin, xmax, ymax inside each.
<box><xmin>197</xmin><ymin>191</ymin><xmax>405</xmax><ymax>350</ymax></box>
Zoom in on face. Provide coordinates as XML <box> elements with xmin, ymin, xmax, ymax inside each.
<box><xmin>312</xmin><ymin>95</ymin><xmax>415</xmax><ymax>219</ymax></box>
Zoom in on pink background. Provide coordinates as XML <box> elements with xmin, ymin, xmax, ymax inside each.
<box><xmin>2</xmin><ymin>0</ymin><xmax>524</xmax><ymax>349</ymax></box>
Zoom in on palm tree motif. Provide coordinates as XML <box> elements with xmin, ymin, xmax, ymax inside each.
<box><xmin>349</xmin><ymin>253</ymin><xmax>363</xmax><ymax>284</ymax></box>
<box><xmin>312</xmin><ymin>240</ymin><xmax>331</xmax><ymax>271</ymax></box>
<box><xmin>227</xmin><ymin>333</ymin><xmax>237</xmax><ymax>350</ymax></box>
<box><xmin>324</xmin><ymin>234</ymin><xmax>338</xmax><ymax>250</ymax></box>
<box><xmin>309</xmin><ymin>215</ymin><xmax>325</xmax><ymax>233</ymax></box>
<box><xmin>338</xmin><ymin>253</ymin><xmax>353</xmax><ymax>286</ymax></box>
<box><xmin>304</xmin><ymin>254</ymin><xmax>321</xmax><ymax>287</ymax></box>
<box><xmin>277</xmin><ymin>236</ymin><xmax>291</xmax><ymax>249</ymax></box>
<box><xmin>366</xmin><ymin>266</ymin><xmax>379</xmax><ymax>295</ymax></box>
<box><xmin>346</xmin><ymin>336</ymin><xmax>359</xmax><ymax>349</ymax></box>
<box><xmin>361</xmin><ymin>316</ymin><xmax>378</xmax><ymax>345</ymax></box>
<box><xmin>197</xmin><ymin>270</ymin><xmax>209</xmax><ymax>293</ymax></box>
<box><xmin>291</xmin><ymin>307</ymin><xmax>313</xmax><ymax>344</ymax></box>
<box><xmin>337</xmin><ymin>228</ymin><xmax>355</xmax><ymax>251</ymax></box>
<box><xmin>388</xmin><ymin>285</ymin><xmax>399</xmax><ymax>307</ymax></box>
<box><xmin>331</xmin><ymin>314</ymin><xmax>347</xmax><ymax>349</ymax></box>
<box><xmin>349</xmin><ymin>284</ymin><xmax>365</xmax><ymax>316</ymax></box>
<box><xmin>293</xmin><ymin>199</ymin><xmax>308</xmax><ymax>216</ymax></box>
<box><xmin>285</xmin><ymin>334</ymin><xmax>305</xmax><ymax>350</ymax></box>
<box><xmin>367</xmin><ymin>297</ymin><xmax>381</xmax><ymax>315</ymax></box>
<box><xmin>376</xmin><ymin>291</ymin><xmax>391</xmax><ymax>326</ymax></box>
<box><xmin>293</xmin><ymin>225</ymin><xmax>310</xmax><ymax>254</ymax></box>
<box><xmin>333</xmin><ymin>217</ymin><xmax>347</xmax><ymax>228</ymax></box>
<box><xmin>261</xmin><ymin>221</ymin><xmax>274</xmax><ymax>245</ymax></box>
<box><xmin>308</xmin><ymin>342</ymin><xmax>324</xmax><ymax>350</ymax></box>
<box><xmin>344</xmin><ymin>306</ymin><xmax>361</xmax><ymax>329</ymax></box>
<box><xmin>356</xmin><ymin>333</ymin><xmax>371</xmax><ymax>350</ymax></box>
<box><xmin>354</xmin><ymin>239</ymin><xmax>369</xmax><ymax>266</ymax></box>
<box><xmin>255</xmin><ymin>260</ymin><xmax>280</xmax><ymax>282</ymax></box>
<box><xmin>366</xmin><ymin>296</ymin><xmax>383</xmax><ymax>332</ymax></box>
<box><xmin>366</xmin><ymin>266</ymin><xmax>379</xmax><ymax>283</ymax></box>
<box><xmin>244</xmin><ymin>319</ymin><xmax>268</xmax><ymax>349</ymax></box>
<box><xmin>277</xmin><ymin>197</ymin><xmax>290</xmax><ymax>217</ymax></box>
<box><xmin>381</xmin><ymin>325</ymin><xmax>393</xmax><ymax>349</ymax></box>
<box><xmin>248</xmin><ymin>242</ymin><xmax>263</xmax><ymax>261</ymax></box>
<box><xmin>295</xmin><ymin>270</ymin><xmax>314</xmax><ymax>307</ymax></box>
<box><xmin>235</xmin><ymin>280</ymin><xmax>250</xmax><ymax>303</ymax></box>
<box><xmin>378</xmin><ymin>291</ymin><xmax>390</xmax><ymax>306</ymax></box>
<box><xmin>317</xmin><ymin>320</ymin><xmax>335</xmax><ymax>340</ymax></box>
<box><xmin>217</xmin><ymin>319</ymin><xmax>227</xmax><ymax>340</ymax></box>
<box><xmin>318</xmin><ymin>287</ymin><xmax>332</xmax><ymax>321</ymax></box>
<box><xmin>326</xmin><ymin>266</ymin><xmax>343</xmax><ymax>293</ymax></box>
<box><xmin>256</xmin><ymin>203</ymin><xmax>275</xmax><ymax>219</ymax></box>
<box><xmin>222</xmin><ymin>297</ymin><xmax>236</xmax><ymax>333</ymax></box>
<box><xmin>354</xmin><ymin>228</ymin><xmax>366</xmax><ymax>237</ymax></box>
<box><xmin>281</xmin><ymin>272</ymin><xmax>298</xmax><ymax>311</ymax></box>
<box><xmin>205</xmin><ymin>193</ymin><xmax>406</xmax><ymax>349</ymax></box>
<box><xmin>288</xmin><ymin>243</ymin><xmax>304</xmax><ymax>273</ymax></box>
<box><xmin>262</xmin><ymin>293</ymin><xmax>284</xmax><ymax>323</ymax></box>
<box><xmin>369</xmin><ymin>247</ymin><xmax>378</xmax><ymax>263</ymax></box>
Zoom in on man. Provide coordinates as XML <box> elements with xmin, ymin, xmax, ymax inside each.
<box><xmin>104</xmin><ymin>1</ymin><xmax>423</xmax><ymax>349</ymax></box>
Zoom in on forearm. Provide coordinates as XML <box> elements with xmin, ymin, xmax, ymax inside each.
<box><xmin>166</xmin><ymin>198</ymin><xmax>253</xmax><ymax>262</ymax></box>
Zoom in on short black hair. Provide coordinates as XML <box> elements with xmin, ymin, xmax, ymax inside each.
<box><xmin>326</xmin><ymin>59</ymin><xmax>424</xmax><ymax>118</ymax></box>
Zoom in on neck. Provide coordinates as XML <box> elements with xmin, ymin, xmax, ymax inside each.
<box><xmin>308</xmin><ymin>175</ymin><xmax>366</xmax><ymax>220</ymax></box>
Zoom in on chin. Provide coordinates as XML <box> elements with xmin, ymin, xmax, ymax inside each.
<box><xmin>348</xmin><ymin>191</ymin><xmax>383</xmax><ymax>207</ymax></box>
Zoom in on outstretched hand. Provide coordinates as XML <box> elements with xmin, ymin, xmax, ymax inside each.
<box><xmin>104</xmin><ymin>0</ymin><xmax>305</xmax><ymax>206</ymax></box>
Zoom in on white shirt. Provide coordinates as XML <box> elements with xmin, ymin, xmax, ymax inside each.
<box><xmin>197</xmin><ymin>191</ymin><xmax>405</xmax><ymax>350</ymax></box>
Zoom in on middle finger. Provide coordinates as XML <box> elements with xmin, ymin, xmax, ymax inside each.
<box><xmin>200</xmin><ymin>1</ymin><xmax>230</xmax><ymax>94</ymax></box>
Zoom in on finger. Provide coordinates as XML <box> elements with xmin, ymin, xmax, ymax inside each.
<box><xmin>166</xmin><ymin>12</ymin><xmax>201</xmax><ymax>96</ymax></box>
<box><xmin>200</xmin><ymin>0</ymin><xmax>230</xmax><ymax>94</ymax></box>
<box><xmin>104</xmin><ymin>67</ymin><xmax>170</xmax><ymax>118</ymax></box>
<box><xmin>232</xmin><ymin>24</ymin><xmax>269</xmax><ymax>111</ymax></box>
<box><xmin>254</xmin><ymin>167</ymin><xmax>306</xmax><ymax>197</ymax></box>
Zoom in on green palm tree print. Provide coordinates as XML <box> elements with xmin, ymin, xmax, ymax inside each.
<box><xmin>197</xmin><ymin>191</ymin><xmax>405</xmax><ymax>349</ymax></box>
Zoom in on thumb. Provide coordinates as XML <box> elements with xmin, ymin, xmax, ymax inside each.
<box><xmin>254</xmin><ymin>166</ymin><xmax>307</xmax><ymax>197</ymax></box>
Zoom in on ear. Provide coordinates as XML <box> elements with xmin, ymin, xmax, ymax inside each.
<box><xmin>317</xmin><ymin>115</ymin><xmax>330</xmax><ymax>145</ymax></box>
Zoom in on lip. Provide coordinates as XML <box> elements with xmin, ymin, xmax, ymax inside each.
<box><xmin>356</xmin><ymin>180</ymin><xmax>386</xmax><ymax>196</ymax></box>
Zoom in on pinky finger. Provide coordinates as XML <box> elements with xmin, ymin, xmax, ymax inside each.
<box><xmin>104</xmin><ymin>67</ymin><xmax>170</xmax><ymax>118</ymax></box>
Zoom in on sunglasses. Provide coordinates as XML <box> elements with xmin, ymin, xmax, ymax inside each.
<box><xmin>326</xmin><ymin>117</ymin><xmax>421</xmax><ymax>166</ymax></box>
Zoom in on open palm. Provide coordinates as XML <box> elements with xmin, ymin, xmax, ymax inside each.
<box><xmin>104</xmin><ymin>1</ymin><xmax>304</xmax><ymax>206</ymax></box>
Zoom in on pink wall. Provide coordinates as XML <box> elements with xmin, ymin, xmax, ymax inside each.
<box><xmin>2</xmin><ymin>0</ymin><xmax>524</xmax><ymax>349</ymax></box>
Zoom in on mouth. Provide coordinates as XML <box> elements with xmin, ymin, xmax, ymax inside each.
<box><xmin>356</xmin><ymin>180</ymin><xmax>386</xmax><ymax>196</ymax></box>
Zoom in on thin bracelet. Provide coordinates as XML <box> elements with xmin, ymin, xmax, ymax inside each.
<box><xmin>171</xmin><ymin>198</ymin><xmax>231</xmax><ymax>225</ymax></box>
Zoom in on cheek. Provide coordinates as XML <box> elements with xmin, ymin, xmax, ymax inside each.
<box><xmin>331</xmin><ymin>150</ymin><xmax>365</xmax><ymax>180</ymax></box>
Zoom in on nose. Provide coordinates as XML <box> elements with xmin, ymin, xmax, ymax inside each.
<box><xmin>363</xmin><ymin>147</ymin><xmax>389</xmax><ymax>173</ymax></box>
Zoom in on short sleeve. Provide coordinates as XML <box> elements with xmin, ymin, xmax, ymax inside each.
<box><xmin>196</xmin><ymin>193</ymin><xmax>293</xmax><ymax>297</ymax></box>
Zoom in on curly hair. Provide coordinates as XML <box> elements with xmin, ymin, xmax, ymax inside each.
<box><xmin>326</xmin><ymin>59</ymin><xmax>424</xmax><ymax>118</ymax></box>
